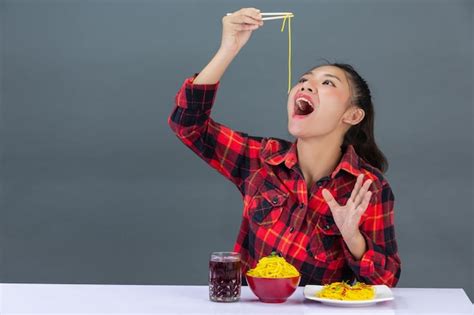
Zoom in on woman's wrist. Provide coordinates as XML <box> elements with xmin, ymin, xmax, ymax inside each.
<box><xmin>193</xmin><ymin>48</ymin><xmax>238</xmax><ymax>85</ymax></box>
<box><xmin>343</xmin><ymin>230</ymin><xmax>367</xmax><ymax>261</ymax></box>
<box><xmin>217</xmin><ymin>45</ymin><xmax>240</xmax><ymax>58</ymax></box>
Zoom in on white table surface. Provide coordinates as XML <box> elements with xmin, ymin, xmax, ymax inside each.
<box><xmin>0</xmin><ymin>283</ymin><xmax>472</xmax><ymax>314</ymax></box>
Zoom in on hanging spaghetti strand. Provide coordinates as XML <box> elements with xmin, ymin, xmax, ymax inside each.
<box><xmin>280</xmin><ymin>14</ymin><xmax>293</xmax><ymax>94</ymax></box>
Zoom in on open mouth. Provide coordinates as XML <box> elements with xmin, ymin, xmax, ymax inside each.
<box><xmin>294</xmin><ymin>98</ymin><xmax>315</xmax><ymax>116</ymax></box>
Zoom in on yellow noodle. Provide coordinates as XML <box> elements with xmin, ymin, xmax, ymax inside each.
<box><xmin>316</xmin><ymin>281</ymin><xmax>375</xmax><ymax>301</ymax></box>
<box><xmin>280</xmin><ymin>14</ymin><xmax>293</xmax><ymax>94</ymax></box>
<box><xmin>246</xmin><ymin>254</ymin><xmax>300</xmax><ymax>278</ymax></box>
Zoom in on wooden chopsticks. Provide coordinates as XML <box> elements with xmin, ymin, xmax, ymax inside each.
<box><xmin>226</xmin><ymin>12</ymin><xmax>294</xmax><ymax>21</ymax></box>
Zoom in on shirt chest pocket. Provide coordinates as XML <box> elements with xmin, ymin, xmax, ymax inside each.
<box><xmin>249</xmin><ymin>189</ymin><xmax>289</xmax><ymax>228</ymax></box>
<box><xmin>306</xmin><ymin>215</ymin><xmax>343</xmax><ymax>263</ymax></box>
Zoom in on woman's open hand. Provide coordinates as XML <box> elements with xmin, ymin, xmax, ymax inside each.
<box><xmin>220</xmin><ymin>7</ymin><xmax>264</xmax><ymax>55</ymax></box>
<box><xmin>322</xmin><ymin>174</ymin><xmax>373</xmax><ymax>240</ymax></box>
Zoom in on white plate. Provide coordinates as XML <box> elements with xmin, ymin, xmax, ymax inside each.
<box><xmin>304</xmin><ymin>284</ymin><xmax>394</xmax><ymax>307</ymax></box>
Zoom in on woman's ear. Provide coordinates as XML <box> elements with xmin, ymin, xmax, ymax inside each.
<box><xmin>342</xmin><ymin>107</ymin><xmax>365</xmax><ymax>126</ymax></box>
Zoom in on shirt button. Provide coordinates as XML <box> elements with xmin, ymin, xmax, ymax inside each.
<box><xmin>299</xmin><ymin>203</ymin><xmax>304</xmax><ymax>209</ymax></box>
<box><xmin>272</xmin><ymin>197</ymin><xmax>279</xmax><ymax>204</ymax></box>
<box><xmin>324</xmin><ymin>224</ymin><xmax>331</xmax><ymax>230</ymax></box>
<box><xmin>289</xmin><ymin>227</ymin><xmax>295</xmax><ymax>233</ymax></box>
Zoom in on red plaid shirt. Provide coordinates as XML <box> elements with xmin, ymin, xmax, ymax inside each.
<box><xmin>168</xmin><ymin>73</ymin><xmax>401</xmax><ymax>287</ymax></box>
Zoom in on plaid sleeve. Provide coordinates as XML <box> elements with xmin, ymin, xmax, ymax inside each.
<box><xmin>341</xmin><ymin>181</ymin><xmax>402</xmax><ymax>287</ymax></box>
<box><xmin>167</xmin><ymin>73</ymin><xmax>263</xmax><ymax>194</ymax></box>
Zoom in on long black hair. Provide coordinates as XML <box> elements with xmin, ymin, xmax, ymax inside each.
<box><xmin>310</xmin><ymin>59</ymin><xmax>389</xmax><ymax>173</ymax></box>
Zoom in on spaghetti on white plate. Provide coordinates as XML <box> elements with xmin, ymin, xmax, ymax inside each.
<box><xmin>316</xmin><ymin>281</ymin><xmax>375</xmax><ymax>300</ymax></box>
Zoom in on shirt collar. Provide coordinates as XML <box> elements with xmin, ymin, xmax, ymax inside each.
<box><xmin>262</xmin><ymin>138</ymin><xmax>363</xmax><ymax>179</ymax></box>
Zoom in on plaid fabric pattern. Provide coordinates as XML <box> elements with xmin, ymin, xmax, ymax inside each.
<box><xmin>168</xmin><ymin>73</ymin><xmax>401</xmax><ymax>287</ymax></box>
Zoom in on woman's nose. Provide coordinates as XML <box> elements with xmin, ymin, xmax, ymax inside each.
<box><xmin>300</xmin><ymin>80</ymin><xmax>315</xmax><ymax>93</ymax></box>
<box><xmin>300</xmin><ymin>85</ymin><xmax>314</xmax><ymax>93</ymax></box>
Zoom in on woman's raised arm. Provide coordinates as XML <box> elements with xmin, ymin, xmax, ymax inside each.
<box><xmin>168</xmin><ymin>8</ymin><xmax>265</xmax><ymax>194</ymax></box>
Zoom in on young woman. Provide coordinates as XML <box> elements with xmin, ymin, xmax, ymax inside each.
<box><xmin>168</xmin><ymin>7</ymin><xmax>401</xmax><ymax>287</ymax></box>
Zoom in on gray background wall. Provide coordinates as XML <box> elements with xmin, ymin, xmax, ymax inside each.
<box><xmin>1</xmin><ymin>0</ymin><xmax>472</xmax><ymax>301</ymax></box>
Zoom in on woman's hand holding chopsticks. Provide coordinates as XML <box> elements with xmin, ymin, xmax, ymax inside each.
<box><xmin>220</xmin><ymin>7</ymin><xmax>263</xmax><ymax>55</ymax></box>
<box><xmin>193</xmin><ymin>7</ymin><xmax>265</xmax><ymax>85</ymax></box>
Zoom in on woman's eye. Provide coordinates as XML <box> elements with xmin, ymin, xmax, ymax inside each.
<box><xmin>323</xmin><ymin>80</ymin><xmax>335</xmax><ymax>87</ymax></box>
<box><xmin>298</xmin><ymin>78</ymin><xmax>335</xmax><ymax>87</ymax></box>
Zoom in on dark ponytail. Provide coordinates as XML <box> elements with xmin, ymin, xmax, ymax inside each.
<box><xmin>312</xmin><ymin>60</ymin><xmax>389</xmax><ymax>173</ymax></box>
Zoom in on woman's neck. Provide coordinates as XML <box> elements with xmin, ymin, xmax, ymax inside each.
<box><xmin>296</xmin><ymin>136</ymin><xmax>343</xmax><ymax>188</ymax></box>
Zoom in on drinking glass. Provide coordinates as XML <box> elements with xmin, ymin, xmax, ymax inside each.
<box><xmin>208</xmin><ymin>251</ymin><xmax>241</xmax><ymax>302</ymax></box>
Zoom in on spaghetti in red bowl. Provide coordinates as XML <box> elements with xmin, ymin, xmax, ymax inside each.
<box><xmin>245</xmin><ymin>252</ymin><xmax>301</xmax><ymax>303</ymax></box>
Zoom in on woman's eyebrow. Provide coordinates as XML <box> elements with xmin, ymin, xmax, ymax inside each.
<box><xmin>301</xmin><ymin>71</ymin><xmax>342</xmax><ymax>83</ymax></box>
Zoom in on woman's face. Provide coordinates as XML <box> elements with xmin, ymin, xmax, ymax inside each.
<box><xmin>287</xmin><ymin>65</ymin><xmax>358</xmax><ymax>139</ymax></box>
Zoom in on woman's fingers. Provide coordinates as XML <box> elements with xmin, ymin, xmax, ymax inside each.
<box><xmin>230</xmin><ymin>15</ymin><xmax>261</xmax><ymax>26</ymax></box>
<box><xmin>242</xmin><ymin>9</ymin><xmax>263</xmax><ymax>23</ymax></box>
<box><xmin>230</xmin><ymin>13</ymin><xmax>263</xmax><ymax>27</ymax></box>
<box><xmin>356</xmin><ymin>191</ymin><xmax>372</xmax><ymax>216</ymax></box>
<box><xmin>234</xmin><ymin>24</ymin><xmax>259</xmax><ymax>31</ymax></box>
<box><xmin>241</xmin><ymin>7</ymin><xmax>262</xmax><ymax>20</ymax></box>
<box><xmin>353</xmin><ymin>178</ymin><xmax>373</xmax><ymax>208</ymax></box>
<box><xmin>232</xmin><ymin>22</ymin><xmax>261</xmax><ymax>32</ymax></box>
<box><xmin>229</xmin><ymin>8</ymin><xmax>262</xmax><ymax>23</ymax></box>
<box><xmin>349</xmin><ymin>174</ymin><xmax>364</xmax><ymax>204</ymax></box>
<box><xmin>322</xmin><ymin>189</ymin><xmax>340</xmax><ymax>210</ymax></box>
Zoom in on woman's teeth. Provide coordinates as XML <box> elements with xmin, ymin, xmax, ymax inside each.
<box><xmin>296</xmin><ymin>98</ymin><xmax>314</xmax><ymax>108</ymax></box>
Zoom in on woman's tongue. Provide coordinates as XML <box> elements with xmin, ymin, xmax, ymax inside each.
<box><xmin>295</xmin><ymin>101</ymin><xmax>314</xmax><ymax>116</ymax></box>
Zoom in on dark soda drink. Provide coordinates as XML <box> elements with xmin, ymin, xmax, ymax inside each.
<box><xmin>209</xmin><ymin>252</ymin><xmax>241</xmax><ymax>302</ymax></box>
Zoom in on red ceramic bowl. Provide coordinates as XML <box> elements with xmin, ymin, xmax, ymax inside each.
<box><xmin>245</xmin><ymin>274</ymin><xmax>301</xmax><ymax>303</ymax></box>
